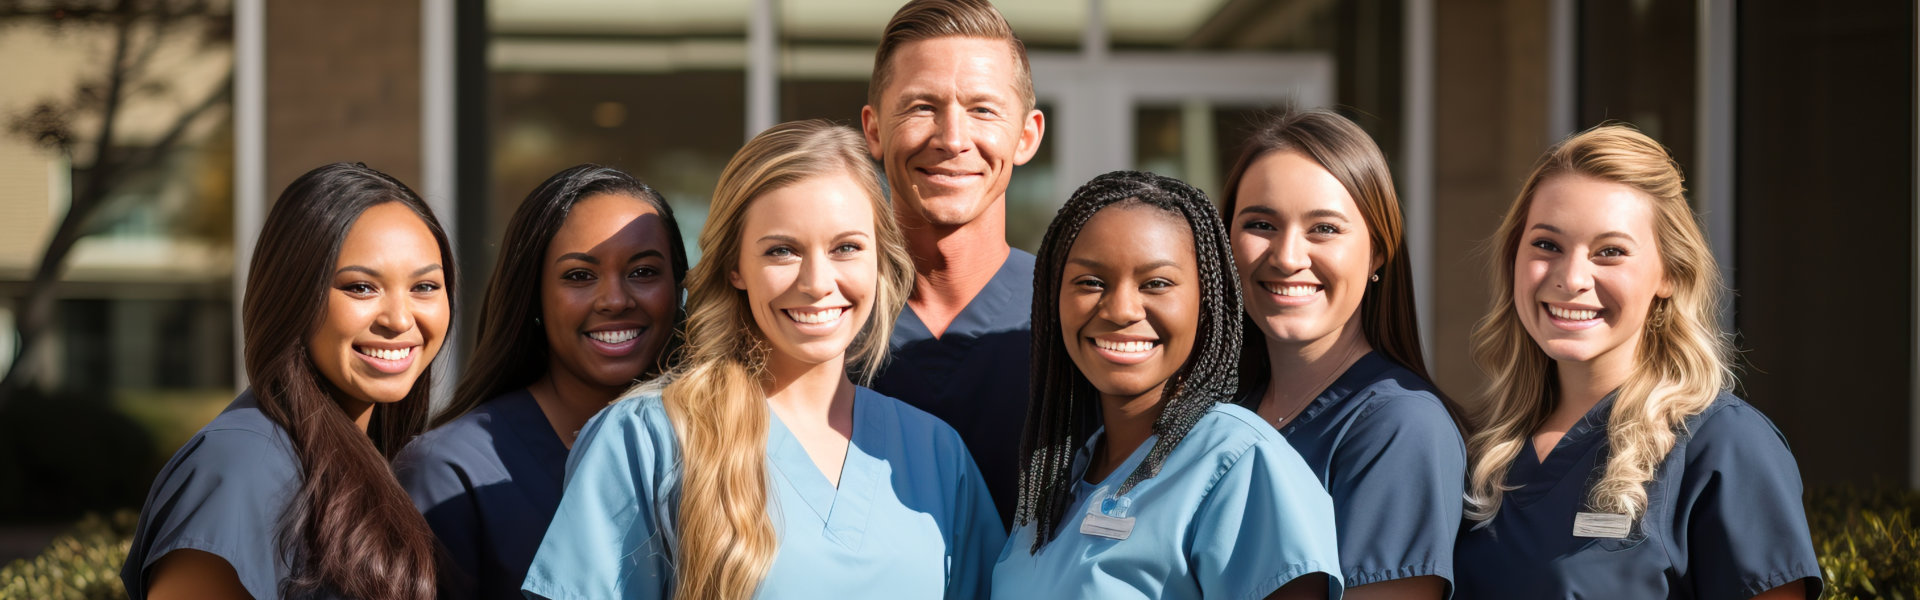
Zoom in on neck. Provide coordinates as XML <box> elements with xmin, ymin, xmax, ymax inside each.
<box><xmin>897</xmin><ymin>199</ymin><xmax>1010</xmax><ymax>327</ymax></box>
<box><xmin>532</xmin><ymin>367</ymin><xmax>625</xmax><ymax>448</ymax></box>
<box><xmin>1096</xmin><ymin>383</ymin><xmax>1167</xmax><ymax>474</ymax></box>
<box><xmin>1552</xmin><ymin>342</ymin><xmax>1638</xmax><ymax>417</ymax></box>
<box><xmin>763</xmin><ymin>352</ymin><xmax>853</xmax><ymax>420</ymax></box>
<box><xmin>337</xmin><ymin>396</ymin><xmax>374</xmax><ymax>433</ymax></box>
<box><xmin>1262</xmin><ymin>318</ymin><xmax>1371</xmax><ymax>404</ymax></box>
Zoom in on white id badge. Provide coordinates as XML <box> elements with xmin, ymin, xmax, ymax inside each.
<box><xmin>1080</xmin><ymin>486</ymin><xmax>1136</xmax><ymax>540</ymax></box>
<box><xmin>1572</xmin><ymin>512</ymin><xmax>1632</xmax><ymax>539</ymax></box>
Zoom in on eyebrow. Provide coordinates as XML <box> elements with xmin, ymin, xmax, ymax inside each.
<box><xmin>555</xmin><ymin>249</ymin><xmax>665</xmax><ymax>265</ymax></box>
<box><xmin>1235</xmin><ymin>206</ymin><xmax>1350</xmax><ymax>222</ymax></box>
<box><xmin>336</xmin><ymin>264</ymin><xmax>442</xmax><ymax>278</ymax></box>
<box><xmin>1067</xmin><ymin>257</ymin><xmax>1183</xmax><ymax>272</ymax></box>
<box><xmin>1529</xmin><ymin>223</ymin><xmax>1637</xmax><ymax>243</ymax></box>
<box><xmin>756</xmin><ymin>231</ymin><xmax>870</xmax><ymax>244</ymax></box>
<box><xmin>895</xmin><ymin>90</ymin><xmax>1009</xmax><ymax>108</ymax></box>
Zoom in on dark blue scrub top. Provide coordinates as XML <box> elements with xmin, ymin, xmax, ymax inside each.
<box><xmin>393</xmin><ymin>388</ymin><xmax>570</xmax><ymax>600</ymax></box>
<box><xmin>122</xmin><ymin>391</ymin><xmax>311</xmax><ymax>600</ymax></box>
<box><xmin>1454</xmin><ymin>392</ymin><xmax>1823</xmax><ymax>600</ymax></box>
<box><xmin>1237</xmin><ymin>351</ymin><xmax>1467</xmax><ymax>592</ymax></box>
<box><xmin>869</xmin><ymin>249</ymin><xmax>1033</xmax><ymax>529</ymax></box>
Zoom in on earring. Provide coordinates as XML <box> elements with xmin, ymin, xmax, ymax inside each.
<box><xmin>1647</xmin><ymin>302</ymin><xmax>1667</xmax><ymax>330</ymax></box>
<box><xmin>534</xmin><ymin>316</ymin><xmax>542</xmax><ymax>325</ymax></box>
<box><xmin>1369</xmin><ymin>273</ymin><xmax>1380</xmax><ymax>282</ymax></box>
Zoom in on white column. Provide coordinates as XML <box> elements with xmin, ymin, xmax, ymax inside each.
<box><xmin>746</xmin><ymin>0</ymin><xmax>779</xmax><ymax>139</ymax></box>
<box><xmin>1403</xmin><ymin>0</ymin><xmax>1435</xmax><ymax>357</ymax></box>
<box><xmin>233</xmin><ymin>0</ymin><xmax>265</xmax><ymax>389</ymax></box>
<box><xmin>1696</xmin><ymin>0</ymin><xmax>1736</xmax><ymax>331</ymax></box>
<box><xmin>422</xmin><ymin>0</ymin><xmax>459</xmax><ymax>409</ymax></box>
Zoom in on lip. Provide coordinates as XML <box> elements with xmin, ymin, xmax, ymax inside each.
<box><xmin>1258</xmin><ymin>280</ymin><xmax>1323</xmax><ymax>307</ymax></box>
<box><xmin>1542</xmin><ymin>302</ymin><xmax>1605</xmax><ymax>331</ymax></box>
<box><xmin>1087</xmin><ymin>336</ymin><xmax>1160</xmax><ymax>366</ymax></box>
<box><xmin>782</xmin><ymin>305</ymin><xmax>852</xmax><ymax>335</ymax></box>
<box><xmin>353</xmin><ymin>344</ymin><xmax>420</xmax><ymax>374</ymax></box>
<box><xmin>583</xmin><ymin>324</ymin><xmax>646</xmax><ymax>358</ymax></box>
<box><xmin>913</xmin><ymin>166</ymin><xmax>983</xmax><ymax>188</ymax></box>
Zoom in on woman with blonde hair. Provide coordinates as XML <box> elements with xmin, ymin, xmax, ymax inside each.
<box><xmin>520</xmin><ymin>120</ymin><xmax>1003</xmax><ymax>600</ymax></box>
<box><xmin>1452</xmin><ymin>125</ymin><xmax>1821</xmax><ymax>599</ymax></box>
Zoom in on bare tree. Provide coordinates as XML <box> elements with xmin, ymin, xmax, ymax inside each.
<box><xmin>0</xmin><ymin>0</ymin><xmax>233</xmax><ymax>408</ymax></box>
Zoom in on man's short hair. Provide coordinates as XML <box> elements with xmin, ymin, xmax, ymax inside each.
<box><xmin>868</xmin><ymin>0</ymin><xmax>1036</xmax><ymax>111</ymax></box>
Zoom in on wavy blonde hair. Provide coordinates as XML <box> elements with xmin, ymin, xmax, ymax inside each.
<box><xmin>1464</xmin><ymin>125</ymin><xmax>1733</xmax><ymax>523</ymax></box>
<box><xmin>657</xmin><ymin>120</ymin><xmax>913</xmax><ymax>599</ymax></box>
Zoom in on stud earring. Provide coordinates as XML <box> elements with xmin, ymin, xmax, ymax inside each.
<box><xmin>1369</xmin><ymin>273</ymin><xmax>1380</xmax><ymax>282</ymax></box>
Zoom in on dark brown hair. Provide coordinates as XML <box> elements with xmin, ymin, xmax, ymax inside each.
<box><xmin>437</xmin><ymin>164</ymin><xmax>688</xmax><ymax>428</ymax></box>
<box><xmin>1219</xmin><ymin>108</ymin><xmax>1462</xmax><ymax>424</ymax></box>
<box><xmin>245</xmin><ymin>162</ymin><xmax>450</xmax><ymax>599</ymax></box>
<box><xmin>869</xmin><ymin>0</ymin><xmax>1034</xmax><ymax>110</ymax></box>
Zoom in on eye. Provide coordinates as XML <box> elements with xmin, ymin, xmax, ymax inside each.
<box><xmin>1595</xmin><ymin>246</ymin><xmax>1628</xmax><ymax>258</ymax></box>
<box><xmin>1072</xmin><ymin>276</ymin><xmax>1105</xmax><ymax>291</ymax></box>
<box><xmin>629</xmin><ymin>266</ymin><xmax>661</xmax><ymax>279</ymax></box>
<box><xmin>1309</xmin><ymin>223</ymin><xmax>1341</xmax><ymax>235</ymax></box>
<box><xmin>341</xmin><ymin>282</ymin><xmax>377</xmax><ymax>297</ymax></box>
<box><xmin>411</xmin><ymin>282</ymin><xmax>442</xmax><ymax>294</ymax></box>
<box><xmin>562</xmin><ymin>269</ymin><xmax>595</xmax><ymax>282</ymax></box>
<box><xmin>1530</xmin><ymin>238</ymin><xmax>1561</xmax><ymax>253</ymax></box>
<box><xmin>833</xmin><ymin>242</ymin><xmax>863</xmax><ymax>255</ymax></box>
<box><xmin>1141</xmin><ymin>278</ymin><xmax>1175</xmax><ymax>291</ymax></box>
<box><xmin>910</xmin><ymin>103</ymin><xmax>935</xmax><ymax>113</ymax></box>
<box><xmin>766</xmin><ymin>246</ymin><xmax>794</xmax><ymax>258</ymax></box>
<box><xmin>1241</xmin><ymin>219</ymin><xmax>1277</xmax><ymax>232</ymax></box>
<box><xmin>970</xmin><ymin>106</ymin><xmax>998</xmax><ymax>116</ymax></box>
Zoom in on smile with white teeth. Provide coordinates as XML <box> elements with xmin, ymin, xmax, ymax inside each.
<box><xmin>785</xmin><ymin>307</ymin><xmax>845</xmax><ymax>324</ymax></box>
<box><xmin>1547</xmin><ymin>305</ymin><xmax>1600</xmax><ymax>321</ymax></box>
<box><xmin>587</xmin><ymin>329</ymin><xmax>640</xmax><ymax>344</ymax></box>
<box><xmin>355</xmin><ymin>346</ymin><xmax>413</xmax><ymax>361</ymax></box>
<box><xmin>1093</xmin><ymin>338</ymin><xmax>1156</xmax><ymax>353</ymax></box>
<box><xmin>1262</xmin><ymin>282</ymin><xmax>1320</xmax><ymax>297</ymax></box>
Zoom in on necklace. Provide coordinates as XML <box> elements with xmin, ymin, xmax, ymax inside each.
<box><xmin>1267</xmin><ymin>340</ymin><xmax>1363</xmax><ymax>427</ymax></box>
<box><xmin>542</xmin><ymin>377</ymin><xmax>583</xmax><ymax>444</ymax></box>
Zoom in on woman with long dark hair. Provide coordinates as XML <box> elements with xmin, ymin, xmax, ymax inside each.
<box><xmin>521</xmin><ymin>120</ymin><xmax>1003</xmax><ymax>599</ymax></box>
<box><xmin>993</xmin><ymin>170</ymin><xmax>1340</xmax><ymax>599</ymax></box>
<box><xmin>1221</xmin><ymin>109</ymin><xmax>1465</xmax><ymax>598</ymax></box>
<box><xmin>394</xmin><ymin>165</ymin><xmax>687</xmax><ymax>598</ymax></box>
<box><xmin>122</xmin><ymin>162</ymin><xmax>452</xmax><ymax>600</ymax></box>
<box><xmin>1453</xmin><ymin>125</ymin><xmax>1819</xmax><ymax>599</ymax></box>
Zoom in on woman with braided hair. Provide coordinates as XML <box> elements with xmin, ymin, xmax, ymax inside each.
<box><xmin>992</xmin><ymin>170</ymin><xmax>1341</xmax><ymax>599</ymax></box>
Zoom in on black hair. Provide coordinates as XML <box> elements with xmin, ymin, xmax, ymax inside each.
<box><xmin>437</xmin><ymin>164</ymin><xmax>689</xmax><ymax>428</ymax></box>
<box><xmin>1014</xmin><ymin>170</ymin><xmax>1243</xmax><ymax>552</ymax></box>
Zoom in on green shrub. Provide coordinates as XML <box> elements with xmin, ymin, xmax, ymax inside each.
<box><xmin>1809</xmin><ymin>484</ymin><xmax>1920</xmax><ymax>600</ymax></box>
<box><xmin>0</xmin><ymin>510</ymin><xmax>134</xmax><ymax>600</ymax></box>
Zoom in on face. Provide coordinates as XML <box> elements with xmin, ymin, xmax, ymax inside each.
<box><xmin>1059</xmin><ymin>204</ymin><xmax>1202</xmax><ymax>402</ymax></box>
<box><xmin>730</xmin><ymin>173</ymin><xmax>879</xmax><ymax>373</ymax></box>
<box><xmin>1229</xmin><ymin>151</ymin><xmax>1380</xmax><ymax>348</ymax></box>
<box><xmin>861</xmin><ymin>36</ymin><xmax>1044</xmax><ymax>228</ymax></box>
<box><xmin>1513</xmin><ymin>174</ymin><xmax>1671</xmax><ymax>369</ymax></box>
<box><xmin>541</xmin><ymin>193</ymin><xmax>679</xmax><ymax>392</ymax></box>
<box><xmin>308</xmin><ymin>202</ymin><xmax>451</xmax><ymax>407</ymax></box>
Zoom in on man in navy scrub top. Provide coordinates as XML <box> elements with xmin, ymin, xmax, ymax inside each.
<box><xmin>860</xmin><ymin>0</ymin><xmax>1046</xmax><ymax>528</ymax></box>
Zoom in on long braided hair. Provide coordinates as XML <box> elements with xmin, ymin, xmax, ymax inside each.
<box><xmin>1014</xmin><ymin>170</ymin><xmax>1243</xmax><ymax>552</ymax></box>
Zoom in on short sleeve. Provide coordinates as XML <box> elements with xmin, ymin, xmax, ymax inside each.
<box><xmin>944</xmin><ymin>436</ymin><xmax>1006</xmax><ymax>599</ymax></box>
<box><xmin>521</xmin><ymin>400</ymin><xmax>677</xmax><ymax>600</ymax></box>
<box><xmin>391</xmin><ymin>437</ymin><xmax>482</xmax><ymax>588</ymax></box>
<box><xmin>121</xmin><ymin>430</ymin><xmax>298</xmax><ymax>600</ymax></box>
<box><xmin>1191</xmin><ymin>439</ymin><xmax>1344</xmax><ymax>600</ymax></box>
<box><xmin>1326</xmin><ymin>395</ymin><xmax>1466</xmax><ymax>590</ymax></box>
<box><xmin>1679</xmin><ymin>403</ymin><xmax>1823</xmax><ymax>600</ymax></box>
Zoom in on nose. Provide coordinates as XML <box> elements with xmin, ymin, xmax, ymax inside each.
<box><xmin>1097</xmin><ymin>285</ymin><xmax>1146</xmax><ymax>326</ymax></box>
<box><xmin>1267</xmin><ymin>230</ymin><xmax>1311</xmax><ymax>274</ymax></box>
<box><xmin>594</xmin><ymin>277</ymin><xmax>637</xmax><ymax>314</ymax></box>
<box><xmin>1553</xmin><ymin>256</ymin><xmax>1594</xmax><ymax>295</ymax></box>
<box><xmin>374</xmin><ymin>293</ymin><xmax>415</xmax><ymax>335</ymax></box>
<box><xmin>795</xmin><ymin>253</ymin><xmax>835</xmax><ymax>300</ymax></box>
<box><xmin>930</xmin><ymin>108</ymin><xmax>975</xmax><ymax>156</ymax></box>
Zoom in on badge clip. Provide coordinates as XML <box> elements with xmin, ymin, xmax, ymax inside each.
<box><xmin>1079</xmin><ymin>486</ymin><xmax>1136</xmax><ymax>540</ymax></box>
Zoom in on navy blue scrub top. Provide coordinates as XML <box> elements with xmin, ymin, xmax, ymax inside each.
<box><xmin>1237</xmin><ymin>351</ymin><xmax>1467</xmax><ymax>592</ymax></box>
<box><xmin>869</xmin><ymin>249</ymin><xmax>1033</xmax><ymax>528</ymax></box>
<box><xmin>122</xmin><ymin>391</ymin><xmax>314</xmax><ymax>600</ymax></box>
<box><xmin>1454</xmin><ymin>392</ymin><xmax>1823</xmax><ymax>600</ymax></box>
<box><xmin>393</xmin><ymin>388</ymin><xmax>569</xmax><ymax>600</ymax></box>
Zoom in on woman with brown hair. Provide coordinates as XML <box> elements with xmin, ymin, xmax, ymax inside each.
<box><xmin>1220</xmin><ymin>109</ymin><xmax>1465</xmax><ymax>599</ymax></box>
<box><xmin>121</xmin><ymin>162</ymin><xmax>452</xmax><ymax>599</ymax></box>
<box><xmin>521</xmin><ymin>120</ymin><xmax>1003</xmax><ymax>600</ymax></box>
<box><xmin>1452</xmin><ymin>125</ymin><xmax>1820</xmax><ymax>599</ymax></box>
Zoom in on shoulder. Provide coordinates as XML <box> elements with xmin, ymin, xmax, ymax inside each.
<box><xmin>858</xmin><ymin>386</ymin><xmax>971</xmax><ymax>459</ymax></box>
<box><xmin>169</xmin><ymin>393</ymin><xmax>300</xmax><ymax>485</ymax></box>
<box><xmin>1683</xmin><ymin>392</ymin><xmax>1795</xmax><ymax>460</ymax></box>
<box><xmin>575</xmin><ymin>389</ymin><xmax>680</xmax><ymax>458</ymax></box>
<box><xmin>396</xmin><ymin>392</ymin><xmax>521</xmax><ymax>468</ymax></box>
<box><xmin>1183</xmin><ymin>403</ymin><xmax>1298</xmax><ymax>468</ymax></box>
<box><xmin>1343</xmin><ymin>367</ymin><xmax>1463</xmax><ymax>445</ymax></box>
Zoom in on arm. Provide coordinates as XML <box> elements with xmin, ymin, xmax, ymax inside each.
<box><xmin>1681</xmin><ymin>403</ymin><xmax>1823</xmax><ymax>600</ymax></box>
<box><xmin>1322</xmin><ymin>397</ymin><xmax>1466</xmax><ymax>599</ymax></box>
<box><xmin>522</xmin><ymin>401</ymin><xmax>673</xmax><ymax>600</ymax></box>
<box><xmin>1192</xmin><ymin>439</ymin><xmax>1343</xmax><ymax>600</ymax></box>
<box><xmin>1265</xmin><ymin>573</ymin><xmax>1332</xmax><ymax>600</ymax></box>
<box><xmin>945</xmin><ymin>435</ymin><xmax>1008</xmax><ymax>599</ymax></box>
<box><xmin>1343</xmin><ymin>576</ymin><xmax>1448</xmax><ymax>600</ymax></box>
<box><xmin>146</xmin><ymin>549</ymin><xmax>252</xmax><ymax>600</ymax></box>
<box><xmin>1752</xmin><ymin>581</ymin><xmax>1808</xmax><ymax>600</ymax></box>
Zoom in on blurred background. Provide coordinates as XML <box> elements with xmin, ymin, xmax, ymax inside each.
<box><xmin>0</xmin><ymin>0</ymin><xmax>1915</xmax><ymax>595</ymax></box>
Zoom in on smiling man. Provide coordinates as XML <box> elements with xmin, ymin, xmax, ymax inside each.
<box><xmin>860</xmin><ymin>0</ymin><xmax>1045</xmax><ymax>529</ymax></box>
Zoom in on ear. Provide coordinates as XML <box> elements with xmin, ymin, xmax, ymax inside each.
<box><xmin>730</xmin><ymin>267</ymin><xmax>746</xmax><ymax>291</ymax></box>
<box><xmin>1369</xmin><ymin>251</ymin><xmax>1388</xmax><ymax>277</ymax></box>
<box><xmin>1656</xmin><ymin>276</ymin><xmax>1675</xmax><ymax>299</ymax></box>
<box><xmin>1013</xmin><ymin>108</ymin><xmax>1046</xmax><ymax>166</ymax></box>
<box><xmin>861</xmin><ymin>104</ymin><xmax>885</xmax><ymax>160</ymax></box>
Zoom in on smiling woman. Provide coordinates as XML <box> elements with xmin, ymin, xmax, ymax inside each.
<box><xmin>121</xmin><ymin>162</ymin><xmax>452</xmax><ymax>600</ymax></box>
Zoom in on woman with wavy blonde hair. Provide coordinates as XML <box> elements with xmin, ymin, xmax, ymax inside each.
<box><xmin>1452</xmin><ymin>125</ymin><xmax>1821</xmax><ymax>599</ymax></box>
<box><xmin>520</xmin><ymin>120</ymin><xmax>1004</xmax><ymax>600</ymax></box>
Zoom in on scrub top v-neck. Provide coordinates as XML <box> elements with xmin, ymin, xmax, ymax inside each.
<box><xmin>1453</xmin><ymin>391</ymin><xmax>1823</xmax><ymax>600</ymax></box>
<box><xmin>870</xmin><ymin>249</ymin><xmax>1034</xmax><ymax>528</ymax></box>
<box><xmin>394</xmin><ymin>388</ymin><xmax>571</xmax><ymax>599</ymax></box>
<box><xmin>991</xmin><ymin>403</ymin><xmax>1343</xmax><ymax>600</ymax></box>
<box><xmin>1237</xmin><ymin>352</ymin><xmax>1466</xmax><ymax>593</ymax></box>
<box><xmin>522</xmin><ymin>386</ymin><xmax>1004</xmax><ymax>600</ymax></box>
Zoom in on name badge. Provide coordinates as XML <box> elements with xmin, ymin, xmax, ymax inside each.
<box><xmin>1572</xmin><ymin>512</ymin><xmax>1631</xmax><ymax>539</ymax></box>
<box><xmin>1080</xmin><ymin>485</ymin><xmax>1136</xmax><ymax>540</ymax></box>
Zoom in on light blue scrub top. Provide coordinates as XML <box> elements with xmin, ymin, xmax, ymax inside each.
<box><xmin>521</xmin><ymin>386</ymin><xmax>1004</xmax><ymax>600</ymax></box>
<box><xmin>992</xmin><ymin>403</ymin><xmax>1344</xmax><ymax>600</ymax></box>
